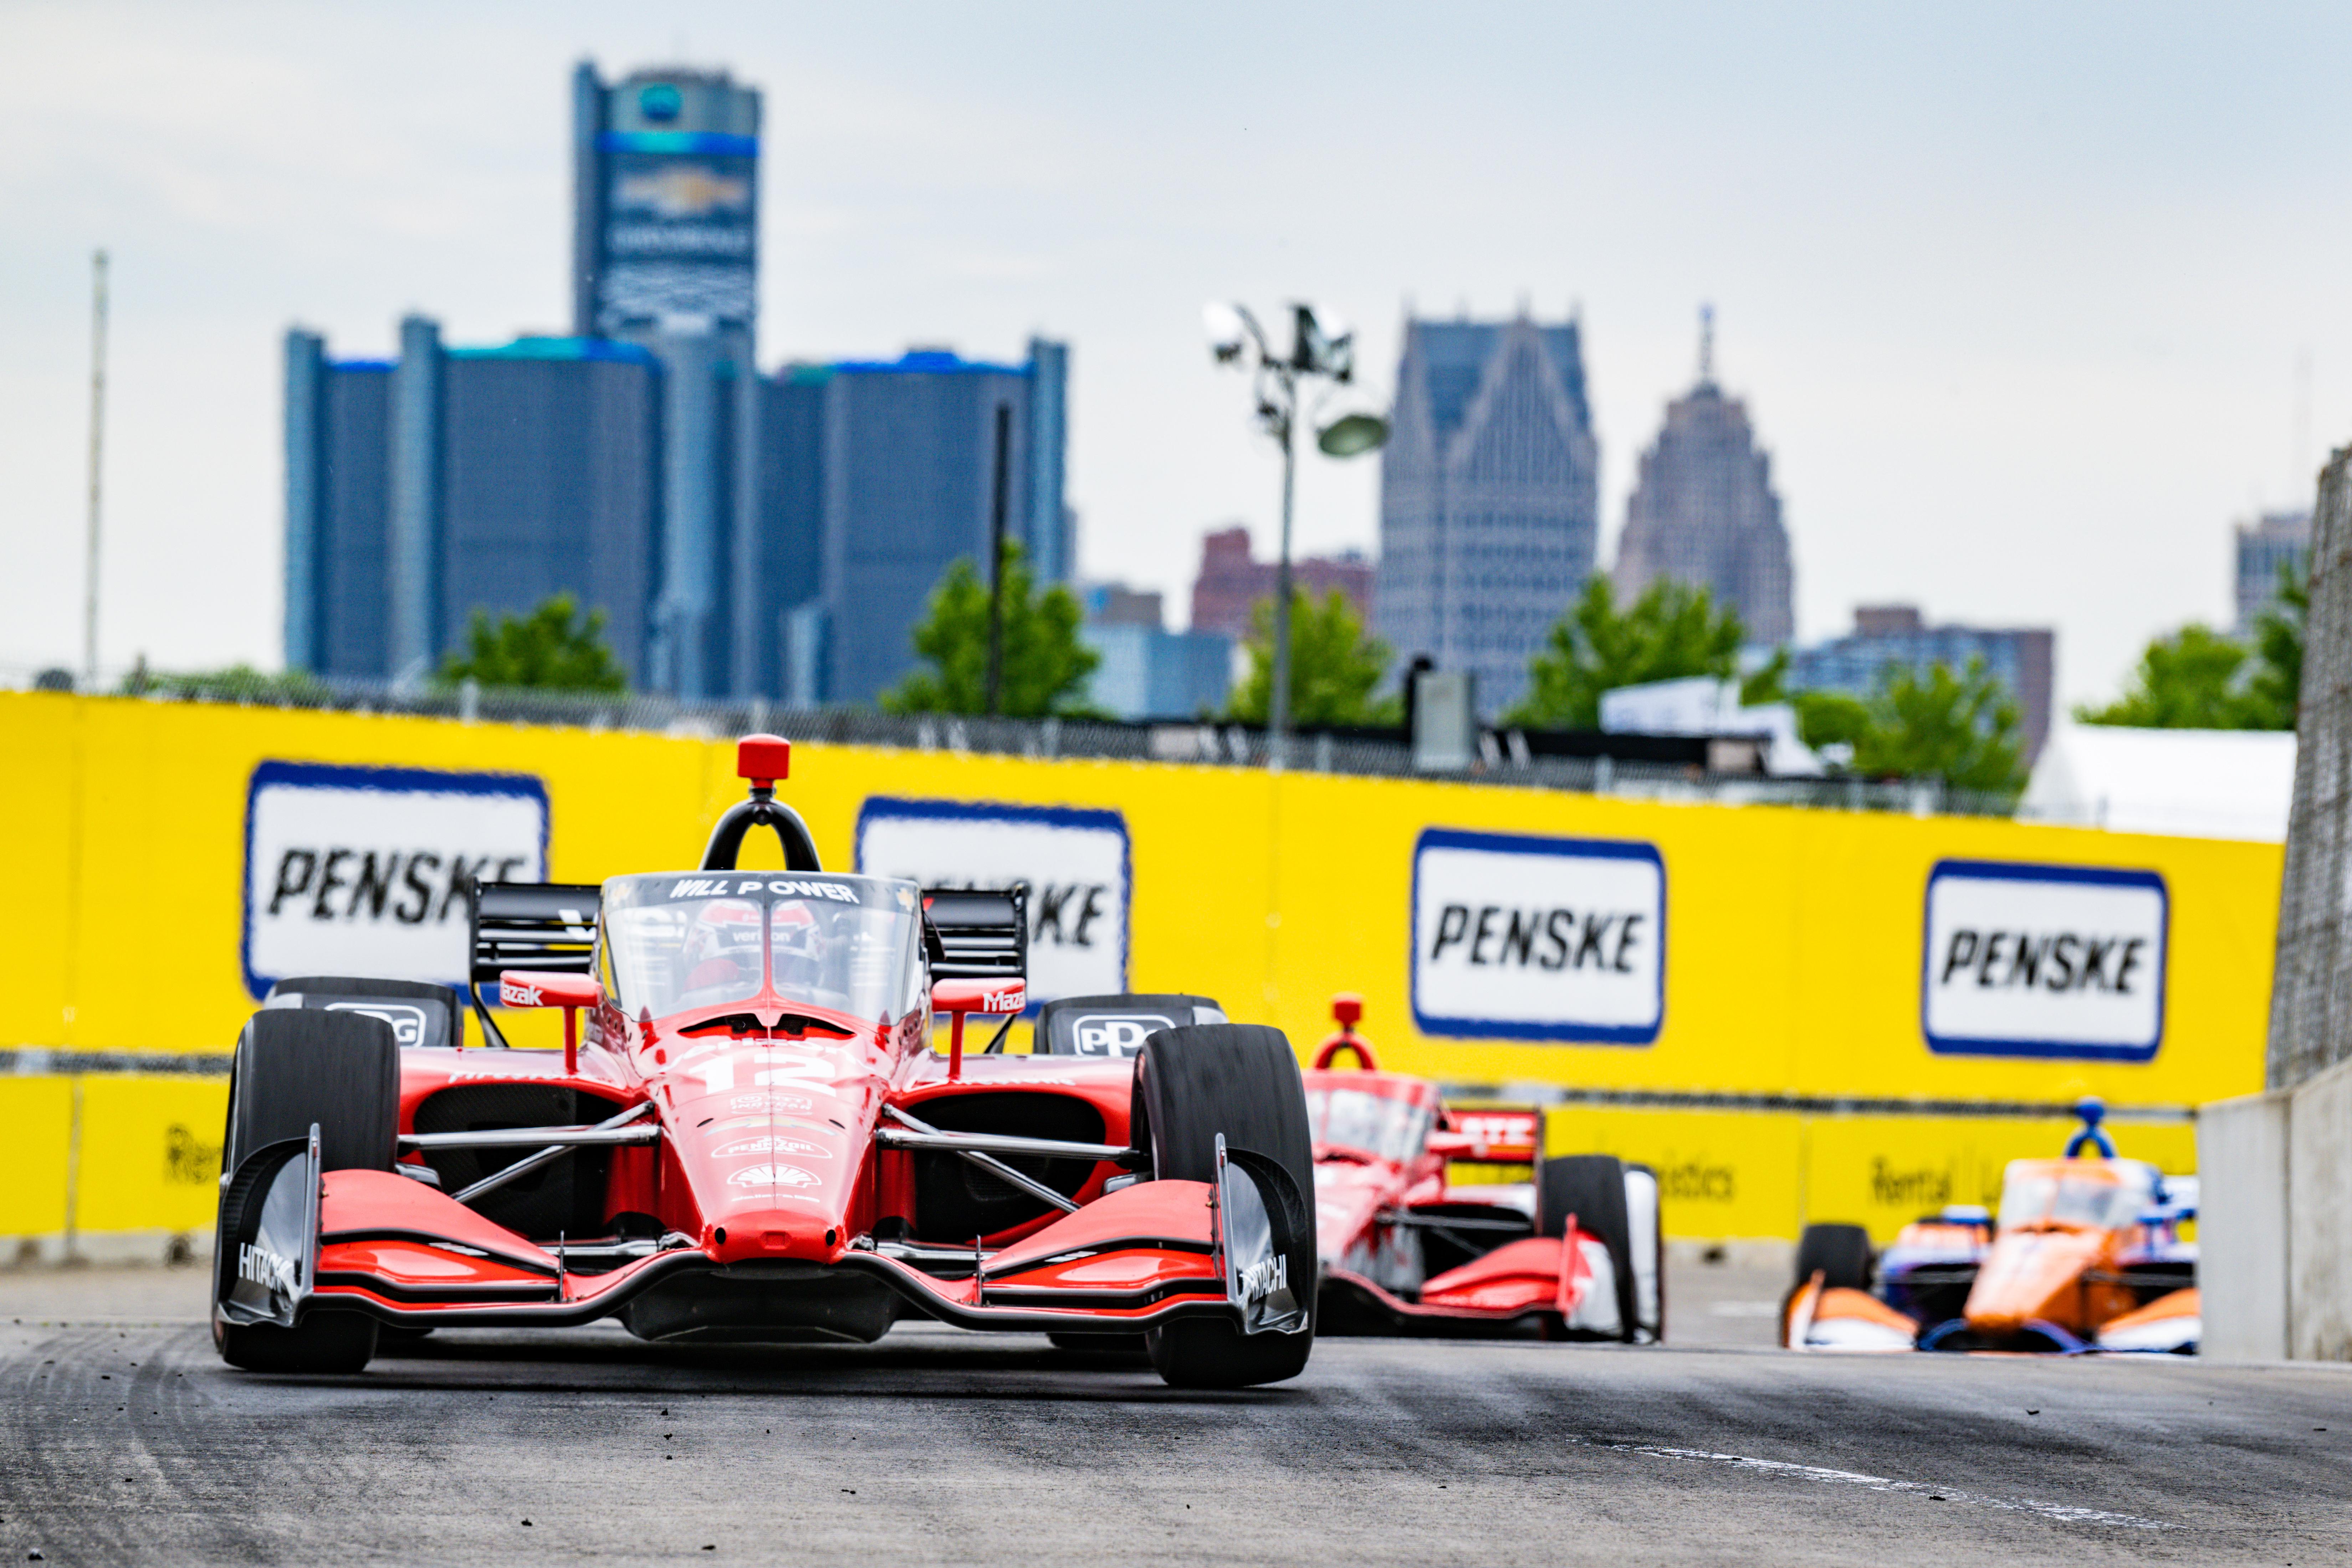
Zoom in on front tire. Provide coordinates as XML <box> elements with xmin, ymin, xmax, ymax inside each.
<box><xmin>1131</xmin><ymin>1024</ymin><xmax>1316</xmax><ymax>1389</ymax></box>
<box><xmin>214</xmin><ymin>1009</ymin><xmax>398</xmax><ymax>1375</ymax></box>
<box><xmin>1538</xmin><ymin>1154</ymin><xmax>1638</xmax><ymax>1342</ymax></box>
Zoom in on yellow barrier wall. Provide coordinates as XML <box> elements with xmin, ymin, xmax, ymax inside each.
<box><xmin>0</xmin><ymin>693</ymin><xmax>2279</xmax><ymax>1247</ymax></box>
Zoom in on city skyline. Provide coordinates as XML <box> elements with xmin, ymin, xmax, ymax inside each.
<box><xmin>6</xmin><ymin>2</ymin><xmax>2351</xmax><ymax>706</ymax></box>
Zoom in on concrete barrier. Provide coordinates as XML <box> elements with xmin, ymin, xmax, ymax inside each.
<box><xmin>2198</xmin><ymin>1088</ymin><xmax>2289</xmax><ymax>1359</ymax></box>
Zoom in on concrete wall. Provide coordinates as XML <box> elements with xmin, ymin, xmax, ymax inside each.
<box><xmin>2198</xmin><ymin>1088</ymin><xmax>2289</xmax><ymax>1359</ymax></box>
<box><xmin>2200</xmin><ymin>1056</ymin><xmax>2352</xmax><ymax>1360</ymax></box>
<box><xmin>2289</xmin><ymin>1057</ymin><xmax>2352</xmax><ymax>1359</ymax></box>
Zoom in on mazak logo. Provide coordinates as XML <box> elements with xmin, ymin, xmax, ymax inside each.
<box><xmin>239</xmin><ymin>1242</ymin><xmax>297</xmax><ymax>1296</ymax></box>
<box><xmin>855</xmin><ymin>798</ymin><xmax>1131</xmax><ymax>1008</ymax></box>
<box><xmin>712</xmin><ymin>1137</ymin><xmax>830</xmax><ymax>1160</ymax></box>
<box><xmin>498</xmin><ymin>979</ymin><xmax>543</xmax><ymax>1008</ymax></box>
<box><xmin>242</xmin><ymin>761</ymin><xmax>548</xmax><ymax>1001</ymax></box>
<box><xmin>1411</xmin><ymin>828</ymin><xmax>1666</xmax><ymax>1045</ymax></box>
<box><xmin>727</xmin><ymin>1164</ymin><xmax>821</xmax><ymax>1190</ymax></box>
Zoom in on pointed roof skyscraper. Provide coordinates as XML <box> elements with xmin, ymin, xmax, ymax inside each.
<box><xmin>1612</xmin><ymin>308</ymin><xmax>1795</xmax><ymax>645</ymax></box>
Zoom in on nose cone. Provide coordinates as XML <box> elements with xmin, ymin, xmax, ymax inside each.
<box><xmin>663</xmin><ymin>1040</ymin><xmax>874</xmax><ymax>1261</ymax></box>
<box><xmin>1311</xmin><ymin>1161</ymin><xmax>1393</xmax><ymax>1267</ymax></box>
<box><xmin>1964</xmin><ymin>1227</ymin><xmax>2106</xmax><ymax>1337</ymax></box>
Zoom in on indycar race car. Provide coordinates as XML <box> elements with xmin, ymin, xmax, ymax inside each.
<box><xmin>1304</xmin><ymin>998</ymin><xmax>1663</xmax><ymax>1341</ymax></box>
<box><xmin>1782</xmin><ymin>1100</ymin><xmax>2198</xmax><ymax>1354</ymax></box>
<box><xmin>211</xmin><ymin>735</ymin><xmax>1316</xmax><ymax>1388</ymax></box>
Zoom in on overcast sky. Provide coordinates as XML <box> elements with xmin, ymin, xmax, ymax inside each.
<box><xmin>5</xmin><ymin>0</ymin><xmax>2351</xmax><ymax>703</ymax></box>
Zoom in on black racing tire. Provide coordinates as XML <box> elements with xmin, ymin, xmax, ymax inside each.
<box><xmin>1131</xmin><ymin>1024</ymin><xmax>1315</xmax><ymax>1389</ymax></box>
<box><xmin>1793</xmin><ymin>1223</ymin><xmax>1873</xmax><ymax>1294</ymax></box>
<box><xmin>1538</xmin><ymin>1154</ymin><xmax>1638</xmax><ymax>1342</ymax></box>
<box><xmin>215</xmin><ymin>1010</ymin><xmax>398</xmax><ymax>1375</ymax></box>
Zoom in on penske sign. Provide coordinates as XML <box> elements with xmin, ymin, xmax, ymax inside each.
<box><xmin>242</xmin><ymin>760</ymin><xmax>549</xmax><ymax>1001</ymax></box>
<box><xmin>1921</xmin><ymin>859</ymin><xmax>2168</xmax><ymax>1061</ymax></box>
<box><xmin>1411</xmin><ymin>828</ymin><xmax>1665</xmax><ymax>1045</ymax></box>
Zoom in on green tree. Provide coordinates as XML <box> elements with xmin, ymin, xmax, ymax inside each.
<box><xmin>1505</xmin><ymin>577</ymin><xmax>1747</xmax><ymax>729</ymax></box>
<box><xmin>881</xmin><ymin>542</ymin><xmax>1101</xmax><ymax>717</ymax></box>
<box><xmin>1849</xmin><ymin>657</ymin><xmax>2027</xmax><ymax>792</ymax></box>
<box><xmin>2246</xmin><ymin>560</ymin><xmax>2308</xmax><ymax>729</ymax></box>
<box><xmin>1226</xmin><ymin>587</ymin><xmax>1400</xmax><ymax>726</ymax></box>
<box><xmin>438</xmin><ymin>593</ymin><xmax>627</xmax><ymax>692</ymax></box>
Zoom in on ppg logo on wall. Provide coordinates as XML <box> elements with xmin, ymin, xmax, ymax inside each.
<box><xmin>855</xmin><ymin>797</ymin><xmax>1129</xmax><ymax>1008</ymax></box>
<box><xmin>1411</xmin><ymin>828</ymin><xmax>1666</xmax><ymax>1044</ymax></box>
<box><xmin>242</xmin><ymin>761</ymin><xmax>549</xmax><ymax>1001</ymax></box>
<box><xmin>1922</xmin><ymin>859</ymin><xmax>2167</xmax><ymax>1061</ymax></box>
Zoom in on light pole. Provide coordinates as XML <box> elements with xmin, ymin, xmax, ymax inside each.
<box><xmin>84</xmin><ymin>249</ymin><xmax>108</xmax><ymax>690</ymax></box>
<box><xmin>1203</xmin><ymin>301</ymin><xmax>1386</xmax><ymax>770</ymax></box>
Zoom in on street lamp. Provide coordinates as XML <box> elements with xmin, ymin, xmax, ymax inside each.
<box><xmin>1202</xmin><ymin>301</ymin><xmax>1388</xmax><ymax>769</ymax></box>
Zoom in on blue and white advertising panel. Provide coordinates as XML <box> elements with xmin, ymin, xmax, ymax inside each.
<box><xmin>854</xmin><ymin>798</ymin><xmax>1130</xmax><ymax>1008</ymax></box>
<box><xmin>1921</xmin><ymin>859</ymin><xmax>2168</xmax><ymax>1061</ymax></box>
<box><xmin>1411</xmin><ymin>828</ymin><xmax>1666</xmax><ymax>1045</ymax></box>
<box><xmin>242</xmin><ymin>762</ymin><xmax>549</xmax><ymax>1001</ymax></box>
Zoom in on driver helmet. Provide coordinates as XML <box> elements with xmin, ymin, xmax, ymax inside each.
<box><xmin>681</xmin><ymin>900</ymin><xmax>763</xmax><ymax>994</ymax></box>
<box><xmin>771</xmin><ymin>903</ymin><xmax>828</xmax><ymax>992</ymax></box>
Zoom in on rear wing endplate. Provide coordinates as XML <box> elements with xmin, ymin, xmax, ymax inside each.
<box><xmin>922</xmin><ymin>887</ymin><xmax>1029</xmax><ymax>983</ymax></box>
<box><xmin>467</xmin><ymin>880</ymin><xmax>601</xmax><ymax>1049</ymax></box>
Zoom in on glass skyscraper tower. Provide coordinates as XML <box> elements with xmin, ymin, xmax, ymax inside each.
<box><xmin>572</xmin><ymin>62</ymin><xmax>763</xmax><ymax>699</ymax></box>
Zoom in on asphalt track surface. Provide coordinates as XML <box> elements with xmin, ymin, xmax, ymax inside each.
<box><xmin>2</xmin><ymin>1266</ymin><xmax>2347</xmax><ymax>1565</ymax></box>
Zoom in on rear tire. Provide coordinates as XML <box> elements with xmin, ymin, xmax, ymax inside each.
<box><xmin>215</xmin><ymin>1010</ymin><xmax>398</xmax><ymax>1375</ymax></box>
<box><xmin>1538</xmin><ymin>1154</ymin><xmax>1637</xmax><ymax>1342</ymax></box>
<box><xmin>1793</xmin><ymin>1223</ymin><xmax>1873</xmax><ymax>1293</ymax></box>
<box><xmin>1131</xmin><ymin>1024</ymin><xmax>1315</xmax><ymax>1389</ymax></box>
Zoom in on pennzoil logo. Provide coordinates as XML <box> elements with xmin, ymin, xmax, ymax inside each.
<box><xmin>726</xmin><ymin>1164</ymin><xmax>821</xmax><ymax>1190</ymax></box>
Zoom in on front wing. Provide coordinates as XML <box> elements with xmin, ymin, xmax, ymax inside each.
<box><xmin>221</xmin><ymin>1163</ymin><xmax>1268</xmax><ymax>1337</ymax></box>
<box><xmin>1319</xmin><ymin>1233</ymin><xmax>1617</xmax><ymax>1336</ymax></box>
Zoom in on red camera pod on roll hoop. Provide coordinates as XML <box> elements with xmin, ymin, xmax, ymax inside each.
<box><xmin>499</xmin><ymin>970</ymin><xmax>602</xmax><ymax>1074</ymax></box>
<box><xmin>1312</xmin><ymin>992</ymin><xmax>1380</xmax><ymax>1071</ymax></box>
<box><xmin>737</xmin><ymin>733</ymin><xmax>792</xmax><ymax>788</ymax></box>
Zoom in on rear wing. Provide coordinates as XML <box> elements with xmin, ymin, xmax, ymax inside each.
<box><xmin>922</xmin><ymin>887</ymin><xmax>1029</xmax><ymax>983</ymax></box>
<box><xmin>466</xmin><ymin>880</ymin><xmax>602</xmax><ymax>1049</ymax></box>
<box><xmin>1439</xmin><ymin>1108</ymin><xmax>1545</xmax><ymax>1165</ymax></box>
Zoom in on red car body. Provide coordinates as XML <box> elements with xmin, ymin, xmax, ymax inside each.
<box><xmin>1304</xmin><ymin>1002</ymin><xmax>1663</xmax><ymax>1342</ymax></box>
<box><xmin>212</xmin><ymin>737</ymin><xmax>1315</xmax><ymax>1385</ymax></box>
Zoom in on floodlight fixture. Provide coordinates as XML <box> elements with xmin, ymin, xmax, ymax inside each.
<box><xmin>1200</xmin><ymin>294</ymin><xmax>1389</xmax><ymax>771</ymax></box>
<box><xmin>1316</xmin><ymin>412</ymin><xmax>1388</xmax><ymax>458</ymax></box>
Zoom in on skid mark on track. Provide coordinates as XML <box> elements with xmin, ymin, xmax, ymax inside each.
<box><xmin>1583</xmin><ymin>1439</ymin><xmax>2174</xmax><ymax>1530</ymax></box>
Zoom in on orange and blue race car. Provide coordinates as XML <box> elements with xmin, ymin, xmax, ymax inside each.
<box><xmin>1782</xmin><ymin>1100</ymin><xmax>2198</xmax><ymax>1354</ymax></box>
<box><xmin>212</xmin><ymin>735</ymin><xmax>1316</xmax><ymax>1388</ymax></box>
<box><xmin>1303</xmin><ymin>998</ymin><xmax>1663</xmax><ymax>1342</ymax></box>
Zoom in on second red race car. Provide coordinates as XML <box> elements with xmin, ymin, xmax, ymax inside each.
<box><xmin>1302</xmin><ymin>999</ymin><xmax>1664</xmax><ymax>1342</ymax></box>
<box><xmin>210</xmin><ymin>735</ymin><xmax>1316</xmax><ymax>1388</ymax></box>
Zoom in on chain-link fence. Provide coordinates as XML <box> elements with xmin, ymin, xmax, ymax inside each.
<box><xmin>3</xmin><ymin>664</ymin><xmax>2021</xmax><ymax>818</ymax></box>
<box><xmin>2269</xmin><ymin>446</ymin><xmax>2352</xmax><ymax>1089</ymax></box>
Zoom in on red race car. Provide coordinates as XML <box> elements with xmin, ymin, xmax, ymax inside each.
<box><xmin>1303</xmin><ymin>1000</ymin><xmax>1663</xmax><ymax>1342</ymax></box>
<box><xmin>211</xmin><ymin>735</ymin><xmax>1316</xmax><ymax>1388</ymax></box>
